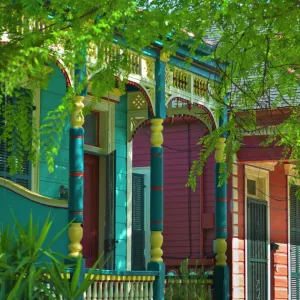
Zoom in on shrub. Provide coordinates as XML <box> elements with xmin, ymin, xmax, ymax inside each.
<box><xmin>0</xmin><ymin>213</ymin><xmax>100</xmax><ymax>299</ymax></box>
<box><xmin>165</xmin><ymin>259</ymin><xmax>211</xmax><ymax>300</ymax></box>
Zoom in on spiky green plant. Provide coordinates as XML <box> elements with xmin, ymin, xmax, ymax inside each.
<box><xmin>0</xmin><ymin>212</ymin><xmax>101</xmax><ymax>300</ymax></box>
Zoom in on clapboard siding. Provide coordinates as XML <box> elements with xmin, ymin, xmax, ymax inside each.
<box><xmin>133</xmin><ymin>119</ymin><xmax>210</xmax><ymax>264</ymax></box>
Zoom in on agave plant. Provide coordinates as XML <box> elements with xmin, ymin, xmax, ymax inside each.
<box><xmin>0</xmin><ymin>212</ymin><xmax>101</xmax><ymax>300</ymax></box>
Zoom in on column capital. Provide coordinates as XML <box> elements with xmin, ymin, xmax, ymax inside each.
<box><xmin>150</xmin><ymin>231</ymin><xmax>163</xmax><ymax>262</ymax></box>
<box><xmin>215</xmin><ymin>238</ymin><xmax>227</xmax><ymax>266</ymax></box>
<box><xmin>160</xmin><ymin>51</ymin><xmax>171</xmax><ymax>63</ymax></box>
<box><xmin>150</xmin><ymin>118</ymin><xmax>163</xmax><ymax>147</ymax></box>
<box><xmin>70</xmin><ymin>95</ymin><xmax>85</xmax><ymax>128</ymax></box>
<box><xmin>215</xmin><ymin>137</ymin><xmax>226</xmax><ymax>163</ymax></box>
<box><xmin>68</xmin><ymin>223</ymin><xmax>83</xmax><ymax>257</ymax></box>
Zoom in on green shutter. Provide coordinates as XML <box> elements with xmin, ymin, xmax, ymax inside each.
<box><xmin>290</xmin><ymin>185</ymin><xmax>300</xmax><ymax>299</ymax></box>
<box><xmin>131</xmin><ymin>173</ymin><xmax>145</xmax><ymax>270</ymax></box>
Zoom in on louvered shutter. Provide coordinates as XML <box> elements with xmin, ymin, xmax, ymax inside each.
<box><xmin>131</xmin><ymin>173</ymin><xmax>145</xmax><ymax>270</ymax></box>
<box><xmin>0</xmin><ymin>91</ymin><xmax>31</xmax><ymax>189</ymax></box>
<box><xmin>290</xmin><ymin>185</ymin><xmax>300</xmax><ymax>299</ymax></box>
<box><xmin>0</xmin><ymin>100</ymin><xmax>9</xmax><ymax>179</ymax></box>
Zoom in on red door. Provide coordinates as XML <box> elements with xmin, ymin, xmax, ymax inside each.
<box><xmin>82</xmin><ymin>153</ymin><xmax>99</xmax><ymax>267</ymax></box>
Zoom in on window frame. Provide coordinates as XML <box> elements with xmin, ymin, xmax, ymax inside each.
<box><xmin>83</xmin><ymin>96</ymin><xmax>115</xmax><ymax>156</ymax></box>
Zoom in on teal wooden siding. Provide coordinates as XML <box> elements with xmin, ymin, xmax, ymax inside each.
<box><xmin>39</xmin><ymin>65</ymin><xmax>69</xmax><ymax>198</ymax></box>
<box><xmin>114</xmin><ymin>95</ymin><xmax>127</xmax><ymax>270</ymax></box>
<box><xmin>0</xmin><ymin>186</ymin><xmax>68</xmax><ymax>256</ymax></box>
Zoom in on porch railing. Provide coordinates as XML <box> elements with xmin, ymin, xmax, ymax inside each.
<box><xmin>165</xmin><ymin>65</ymin><xmax>208</xmax><ymax>98</ymax></box>
<box><xmin>83</xmin><ymin>270</ymin><xmax>159</xmax><ymax>300</ymax></box>
<box><xmin>165</xmin><ymin>273</ymin><xmax>213</xmax><ymax>300</ymax></box>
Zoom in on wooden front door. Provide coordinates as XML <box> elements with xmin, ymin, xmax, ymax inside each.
<box><xmin>247</xmin><ymin>197</ymin><xmax>268</xmax><ymax>300</ymax></box>
<box><xmin>83</xmin><ymin>153</ymin><xmax>99</xmax><ymax>268</ymax></box>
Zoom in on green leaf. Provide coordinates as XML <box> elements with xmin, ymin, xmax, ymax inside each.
<box><xmin>74</xmin><ymin>253</ymin><xmax>103</xmax><ymax>298</ymax></box>
<box><xmin>15</xmin><ymin>256</ymin><xmax>31</xmax><ymax>273</ymax></box>
<box><xmin>33</xmin><ymin>213</ymin><xmax>52</xmax><ymax>257</ymax></box>
<box><xmin>7</xmin><ymin>268</ymin><xmax>27</xmax><ymax>300</ymax></box>
<box><xmin>71</xmin><ymin>255</ymin><xmax>82</xmax><ymax>294</ymax></box>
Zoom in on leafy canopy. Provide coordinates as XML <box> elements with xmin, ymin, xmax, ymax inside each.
<box><xmin>1</xmin><ymin>0</ymin><xmax>300</xmax><ymax>182</ymax></box>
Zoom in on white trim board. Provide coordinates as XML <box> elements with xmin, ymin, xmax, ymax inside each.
<box><xmin>126</xmin><ymin>141</ymin><xmax>133</xmax><ymax>270</ymax></box>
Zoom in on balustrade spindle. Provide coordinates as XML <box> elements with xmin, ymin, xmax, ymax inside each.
<box><xmin>144</xmin><ymin>282</ymin><xmax>149</xmax><ymax>299</ymax></box>
<box><xmin>130</xmin><ymin>282</ymin><xmax>135</xmax><ymax>299</ymax></box>
<box><xmin>149</xmin><ymin>282</ymin><xmax>153</xmax><ymax>299</ymax></box>
<box><xmin>98</xmin><ymin>281</ymin><xmax>103</xmax><ymax>299</ymax></box>
<box><xmin>135</xmin><ymin>282</ymin><xmax>140</xmax><ymax>299</ymax></box>
<box><xmin>86</xmin><ymin>285</ymin><xmax>92</xmax><ymax>300</ymax></box>
<box><xmin>133</xmin><ymin>55</ymin><xmax>137</xmax><ymax>73</ymax></box>
<box><xmin>124</xmin><ymin>282</ymin><xmax>129</xmax><ymax>300</ymax></box>
<box><xmin>92</xmin><ymin>281</ymin><xmax>98</xmax><ymax>300</ymax></box>
<box><xmin>109</xmin><ymin>281</ymin><xmax>114</xmax><ymax>299</ymax></box>
<box><xmin>120</xmin><ymin>281</ymin><xmax>124</xmax><ymax>299</ymax></box>
<box><xmin>115</xmin><ymin>281</ymin><xmax>119</xmax><ymax>299</ymax></box>
<box><xmin>140</xmin><ymin>282</ymin><xmax>144</xmax><ymax>299</ymax></box>
<box><xmin>104</xmin><ymin>281</ymin><xmax>108</xmax><ymax>300</ymax></box>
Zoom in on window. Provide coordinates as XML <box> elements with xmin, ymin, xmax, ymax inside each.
<box><xmin>83</xmin><ymin>111</ymin><xmax>100</xmax><ymax>147</ymax></box>
<box><xmin>0</xmin><ymin>91</ymin><xmax>32</xmax><ymax>189</ymax></box>
<box><xmin>246</xmin><ymin>176</ymin><xmax>265</xmax><ymax>200</ymax></box>
<box><xmin>247</xmin><ymin>179</ymin><xmax>256</xmax><ymax>196</ymax></box>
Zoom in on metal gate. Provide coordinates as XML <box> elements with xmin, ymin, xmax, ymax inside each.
<box><xmin>247</xmin><ymin>197</ymin><xmax>268</xmax><ymax>300</ymax></box>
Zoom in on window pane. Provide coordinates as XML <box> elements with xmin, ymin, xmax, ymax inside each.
<box><xmin>83</xmin><ymin>113</ymin><xmax>99</xmax><ymax>146</ymax></box>
<box><xmin>247</xmin><ymin>179</ymin><xmax>256</xmax><ymax>196</ymax></box>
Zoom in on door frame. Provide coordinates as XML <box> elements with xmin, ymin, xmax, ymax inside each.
<box><xmin>245</xmin><ymin>165</ymin><xmax>270</xmax><ymax>300</ymax></box>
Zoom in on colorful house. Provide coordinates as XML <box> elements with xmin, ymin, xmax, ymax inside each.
<box><xmin>2</xmin><ymin>33</ymin><xmax>297</xmax><ymax>299</ymax></box>
<box><xmin>0</xmin><ymin>41</ymin><xmax>220</xmax><ymax>299</ymax></box>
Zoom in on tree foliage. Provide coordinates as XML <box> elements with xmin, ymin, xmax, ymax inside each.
<box><xmin>1</xmin><ymin>0</ymin><xmax>300</xmax><ymax>181</ymax></box>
